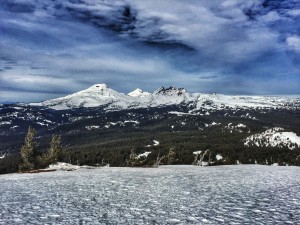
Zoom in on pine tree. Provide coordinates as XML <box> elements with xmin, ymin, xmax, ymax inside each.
<box><xmin>167</xmin><ymin>147</ymin><xmax>177</xmax><ymax>164</ymax></box>
<box><xmin>48</xmin><ymin>135</ymin><xmax>64</xmax><ymax>164</ymax></box>
<box><xmin>19</xmin><ymin>126</ymin><xmax>39</xmax><ymax>171</ymax></box>
<box><xmin>127</xmin><ymin>147</ymin><xmax>138</xmax><ymax>167</ymax></box>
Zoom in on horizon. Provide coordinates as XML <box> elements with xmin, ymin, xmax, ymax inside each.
<box><xmin>1</xmin><ymin>0</ymin><xmax>300</xmax><ymax>103</ymax></box>
<box><xmin>1</xmin><ymin>82</ymin><xmax>300</xmax><ymax>105</ymax></box>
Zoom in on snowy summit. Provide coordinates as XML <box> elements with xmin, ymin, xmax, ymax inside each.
<box><xmin>128</xmin><ymin>88</ymin><xmax>150</xmax><ymax>98</ymax></box>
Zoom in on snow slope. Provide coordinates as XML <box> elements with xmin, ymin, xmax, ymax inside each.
<box><xmin>32</xmin><ymin>84</ymin><xmax>135</xmax><ymax>110</ymax></box>
<box><xmin>31</xmin><ymin>83</ymin><xmax>300</xmax><ymax>111</ymax></box>
<box><xmin>244</xmin><ymin>127</ymin><xmax>300</xmax><ymax>150</ymax></box>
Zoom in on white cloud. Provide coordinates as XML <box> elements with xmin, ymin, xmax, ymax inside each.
<box><xmin>287</xmin><ymin>9</ymin><xmax>300</xmax><ymax>16</ymax></box>
<box><xmin>286</xmin><ymin>35</ymin><xmax>300</xmax><ymax>52</ymax></box>
<box><xmin>259</xmin><ymin>11</ymin><xmax>281</xmax><ymax>22</ymax></box>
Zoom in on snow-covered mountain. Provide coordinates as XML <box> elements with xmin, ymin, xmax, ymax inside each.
<box><xmin>31</xmin><ymin>83</ymin><xmax>300</xmax><ymax>111</ymax></box>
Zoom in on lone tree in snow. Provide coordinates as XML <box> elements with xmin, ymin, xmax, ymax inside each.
<box><xmin>19</xmin><ymin>126</ymin><xmax>40</xmax><ymax>171</ymax></box>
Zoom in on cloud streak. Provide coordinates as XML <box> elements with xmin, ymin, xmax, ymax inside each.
<box><xmin>0</xmin><ymin>0</ymin><xmax>300</xmax><ymax>102</ymax></box>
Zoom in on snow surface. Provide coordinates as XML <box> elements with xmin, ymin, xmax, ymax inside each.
<box><xmin>0</xmin><ymin>165</ymin><xmax>299</xmax><ymax>224</ymax></box>
<box><xmin>245</xmin><ymin>127</ymin><xmax>300</xmax><ymax>150</ymax></box>
<box><xmin>30</xmin><ymin>83</ymin><xmax>300</xmax><ymax>111</ymax></box>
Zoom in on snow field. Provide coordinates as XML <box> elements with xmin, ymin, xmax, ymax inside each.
<box><xmin>0</xmin><ymin>165</ymin><xmax>299</xmax><ymax>225</ymax></box>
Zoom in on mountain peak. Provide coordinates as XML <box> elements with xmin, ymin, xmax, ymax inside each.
<box><xmin>128</xmin><ymin>88</ymin><xmax>150</xmax><ymax>97</ymax></box>
<box><xmin>86</xmin><ymin>83</ymin><xmax>109</xmax><ymax>91</ymax></box>
<box><xmin>154</xmin><ymin>86</ymin><xmax>187</xmax><ymax>96</ymax></box>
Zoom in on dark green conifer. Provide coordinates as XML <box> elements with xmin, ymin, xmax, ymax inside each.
<box><xmin>19</xmin><ymin>126</ymin><xmax>39</xmax><ymax>171</ymax></box>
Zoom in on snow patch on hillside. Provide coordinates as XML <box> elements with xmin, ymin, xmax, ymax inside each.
<box><xmin>216</xmin><ymin>154</ymin><xmax>223</xmax><ymax>160</ymax></box>
<box><xmin>153</xmin><ymin>140</ymin><xmax>160</xmax><ymax>146</ymax></box>
<box><xmin>193</xmin><ymin>151</ymin><xmax>202</xmax><ymax>155</ymax></box>
<box><xmin>85</xmin><ymin>125</ymin><xmax>100</xmax><ymax>130</ymax></box>
<box><xmin>124</xmin><ymin>120</ymin><xmax>139</xmax><ymax>124</ymax></box>
<box><xmin>145</xmin><ymin>140</ymin><xmax>160</xmax><ymax>147</ymax></box>
<box><xmin>205</xmin><ymin>121</ymin><xmax>221</xmax><ymax>127</ymax></box>
<box><xmin>244</xmin><ymin>128</ymin><xmax>300</xmax><ymax>150</ymax></box>
<box><xmin>136</xmin><ymin>152</ymin><xmax>151</xmax><ymax>159</ymax></box>
<box><xmin>0</xmin><ymin>121</ymin><xmax>11</xmax><ymax>126</ymax></box>
<box><xmin>225</xmin><ymin>123</ymin><xmax>248</xmax><ymax>133</ymax></box>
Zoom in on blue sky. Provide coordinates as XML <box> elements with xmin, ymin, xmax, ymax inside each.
<box><xmin>0</xmin><ymin>0</ymin><xmax>300</xmax><ymax>103</ymax></box>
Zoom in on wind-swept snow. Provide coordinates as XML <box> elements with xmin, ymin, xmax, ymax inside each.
<box><xmin>0</xmin><ymin>165</ymin><xmax>299</xmax><ymax>224</ymax></box>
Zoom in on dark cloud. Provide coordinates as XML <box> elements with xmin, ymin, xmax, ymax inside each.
<box><xmin>0</xmin><ymin>0</ymin><xmax>300</xmax><ymax>103</ymax></box>
<box><xmin>1</xmin><ymin>1</ymin><xmax>36</xmax><ymax>13</ymax></box>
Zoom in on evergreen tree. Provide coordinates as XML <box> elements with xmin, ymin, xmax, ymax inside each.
<box><xmin>167</xmin><ymin>147</ymin><xmax>177</xmax><ymax>164</ymax></box>
<box><xmin>48</xmin><ymin>135</ymin><xmax>64</xmax><ymax>164</ymax></box>
<box><xmin>127</xmin><ymin>147</ymin><xmax>138</xmax><ymax>167</ymax></box>
<box><xmin>19</xmin><ymin>126</ymin><xmax>39</xmax><ymax>171</ymax></box>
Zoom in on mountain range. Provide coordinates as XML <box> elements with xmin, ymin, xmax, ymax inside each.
<box><xmin>0</xmin><ymin>84</ymin><xmax>300</xmax><ymax>173</ymax></box>
<box><xmin>31</xmin><ymin>83</ymin><xmax>300</xmax><ymax>111</ymax></box>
